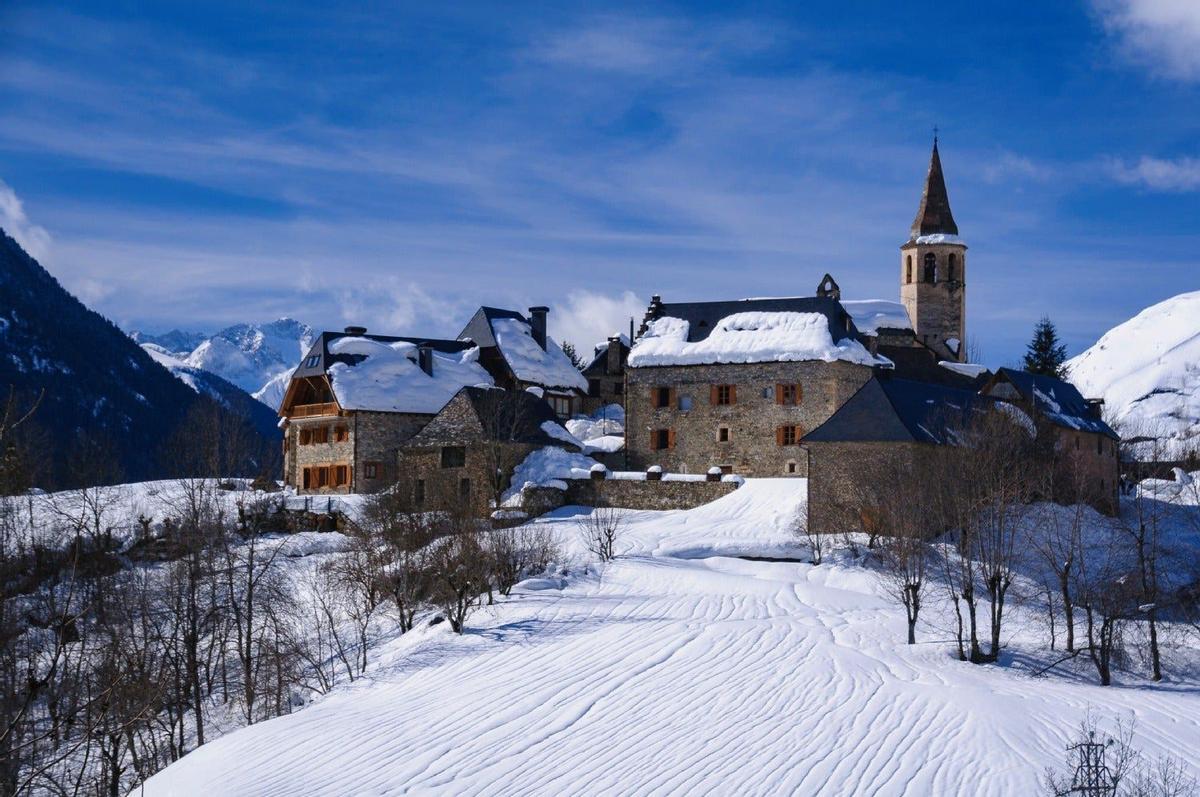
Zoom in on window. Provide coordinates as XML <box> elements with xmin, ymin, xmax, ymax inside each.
<box><xmin>316</xmin><ymin>466</ymin><xmax>330</xmax><ymax>487</ymax></box>
<box><xmin>948</xmin><ymin>253</ymin><xmax>958</xmax><ymax>282</ymax></box>
<box><xmin>334</xmin><ymin>465</ymin><xmax>349</xmax><ymax>487</ymax></box>
<box><xmin>712</xmin><ymin>384</ymin><xmax>735</xmax><ymax>405</ymax></box>
<box><xmin>304</xmin><ymin>355</ymin><xmax>320</xmax><ymax>368</ymax></box>
<box><xmin>334</xmin><ymin>425</ymin><xmax>349</xmax><ymax>442</ymax></box>
<box><xmin>923</xmin><ymin>252</ymin><xmax>936</xmax><ymax>283</ymax></box>
<box><xmin>415</xmin><ymin>479</ymin><xmax>425</xmax><ymax>503</ymax></box>
<box><xmin>440</xmin><ymin>446</ymin><xmax>466</xmax><ymax>468</ymax></box>
<box><xmin>652</xmin><ymin>387</ymin><xmax>673</xmax><ymax>408</ymax></box>
<box><xmin>718</xmin><ymin>426</ymin><xmax>730</xmax><ymax>442</ymax></box>
<box><xmin>364</xmin><ymin>462</ymin><xmax>380</xmax><ymax>480</ymax></box>
<box><xmin>547</xmin><ymin>394</ymin><xmax>572</xmax><ymax>417</ymax></box>
<box><xmin>1097</xmin><ymin>436</ymin><xmax>1103</xmax><ymax>455</ymax></box>
<box><xmin>311</xmin><ymin>426</ymin><xmax>329</xmax><ymax>444</ymax></box>
<box><xmin>459</xmin><ymin>478</ymin><xmax>471</xmax><ymax>498</ymax></box>
<box><xmin>588</xmin><ymin>378</ymin><xmax>600</xmax><ymax>396</ymax></box>
<box><xmin>906</xmin><ymin>255</ymin><xmax>913</xmax><ymax>284</ymax></box>
<box><xmin>302</xmin><ymin>468</ymin><xmax>311</xmax><ymax>489</ymax></box>
<box><xmin>776</xmin><ymin>383</ymin><xmax>802</xmax><ymax>405</ymax></box>
<box><xmin>651</xmin><ymin>429</ymin><xmax>673</xmax><ymax>450</ymax></box>
<box><xmin>786</xmin><ymin>460</ymin><xmax>798</xmax><ymax>474</ymax></box>
<box><xmin>776</xmin><ymin>425</ymin><xmax>802</xmax><ymax>446</ymax></box>
<box><xmin>678</xmin><ymin>395</ymin><xmax>692</xmax><ymax>411</ymax></box>
<box><xmin>299</xmin><ymin>428</ymin><xmax>312</xmax><ymax>445</ymax></box>
<box><xmin>1075</xmin><ymin>436</ymin><xmax>1081</xmax><ymax>450</ymax></box>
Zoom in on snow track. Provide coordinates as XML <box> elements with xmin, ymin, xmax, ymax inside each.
<box><xmin>140</xmin><ymin>480</ymin><xmax>1200</xmax><ymax>796</ymax></box>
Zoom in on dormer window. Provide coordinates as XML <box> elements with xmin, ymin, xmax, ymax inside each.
<box><xmin>304</xmin><ymin>355</ymin><xmax>320</xmax><ymax>368</ymax></box>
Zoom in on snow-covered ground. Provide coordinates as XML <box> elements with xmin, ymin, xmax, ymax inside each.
<box><xmin>138</xmin><ymin>478</ymin><xmax>1200</xmax><ymax>796</ymax></box>
<box><xmin>1067</xmin><ymin>291</ymin><xmax>1200</xmax><ymax>458</ymax></box>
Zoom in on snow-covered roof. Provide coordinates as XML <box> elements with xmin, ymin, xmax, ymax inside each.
<box><xmin>325</xmin><ymin>336</ymin><xmax>494</xmax><ymax>414</ymax></box>
<box><xmin>912</xmin><ymin>233</ymin><xmax>965</xmax><ymax>246</ymax></box>
<box><xmin>990</xmin><ymin>368</ymin><xmax>1118</xmax><ymax>439</ymax></box>
<box><xmin>628</xmin><ymin>311</ymin><xmax>887</xmax><ymax>368</ymax></box>
<box><xmin>938</xmin><ymin>360</ymin><xmax>989</xmax><ymax>378</ymax></box>
<box><xmin>841</xmin><ymin>300</ymin><xmax>912</xmax><ymax>336</ymax></box>
<box><xmin>489</xmin><ymin>317</ymin><xmax>588</xmax><ymax>392</ymax></box>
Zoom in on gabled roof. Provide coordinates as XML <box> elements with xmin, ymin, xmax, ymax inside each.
<box><xmin>986</xmin><ymin>368</ymin><xmax>1119</xmax><ymax>439</ymax></box>
<box><xmin>291</xmin><ymin>332</ymin><xmax>493</xmax><ymax>414</ymax></box>
<box><xmin>458</xmin><ymin>307</ymin><xmax>588</xmax><ymax>392</ymax></box>
<box><xmin>628</xmin><ymin>296</ymin><xmax>888</xmax><ymax>369</ymax></box>
<box><xmin>406</xmin><ymin>387</ymin><xmax>580</xmax><ymax>448</ymax></box>
<box><xmin>582</xmin><ymin>334</ymin><xmax>630</xmax><ymax>376</ymax></box>
<box><xmin>910</xmin><ymin>139</ymin><xmax>959</xmax><ymax>239</ymax></box>
<box><xmin>804</xmin><ymin>376</ymin><xmax>990</xmax><ymax>445</ymax></box>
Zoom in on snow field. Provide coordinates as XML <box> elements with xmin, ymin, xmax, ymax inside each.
<box><xmin>139</xmin><ymin>479</ymin><xmax>1200</xmax><ymax>796</ymax></box>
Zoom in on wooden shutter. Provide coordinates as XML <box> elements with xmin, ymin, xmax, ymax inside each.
<box><xmin>730</xmin><ymin>385</ymin><xmax>737</xmax><ymax>404</ymax></box>
<box><xmin>795</xmin><ymin>383</ymin><xmax>803</xmax><ymax>404</ymax></box>
<box><xmin>710</xmin><ymin>385</ymin><xmax>718</xmax><ymax>405</ymax></box>
<box><xmin>650</xmin><ymin>429</ymin><xmax>658</xmax><ymax>451</ymax></box>
<box><xmin>667</xmin><ymin>429</ymin><xmax>676</xmax><ymax>449</ymax></box>
<box><xmin>668</xmin><ymin>388</ymin><xmax>677</xmax><ymax>409</ymax></box>
<box><xmin>776</xmin><ymin>426</ymin><xmax>784</xmax><ymax>446</ymax></box>
<box><xmin>775</xmin><ymin>384</ymin><xmax>784</xmax><ymax>404</ymax></box>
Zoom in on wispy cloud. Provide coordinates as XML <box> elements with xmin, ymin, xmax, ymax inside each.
<box><xmin>0</xmin><ymin>179</ymin><xmax>51</xmax><ymax>262</ymax></box>
<box><xmin>1107</xmin><ymin>155</ymin><xmax>1200</xmax><ymax>191</ymax></box>
<box><xmin>1092</xmin><ymin>0</ymin><xmax>1200</xmax><ymax>81</ymax></box>
<box><xmin>552</xmin><ymin>290</ymin><xmax>646</xmax><ymax>353</ymax></box>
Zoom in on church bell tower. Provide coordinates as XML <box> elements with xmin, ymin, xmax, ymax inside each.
<box><xmin>900</xmin><ymin>137</ymin><xmax>967</xmax><ymax>362</ymax></box>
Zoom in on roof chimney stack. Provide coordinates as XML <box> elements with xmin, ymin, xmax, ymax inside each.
<box><xmin>528</xmin><ymin>306</ymin><xmax>549</xmax><ymax>350</ymax></box>
<box><xmin>607</xmin><ymin>335</ymin><xmax>623</xmax><ymax>375</ymax></box>
<box><xmin>417</xmin><ymin>344</ymin><xmax>434</xmax><ymax>376</ymax></box>
<box><xmin>344</xmin><ymin>325</ymin><xmax>367</xmax><ymax>336</ymax></box>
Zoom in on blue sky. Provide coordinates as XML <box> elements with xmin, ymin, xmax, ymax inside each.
<box><xmin>1</xmin><ymin>1</ymin><xmax>1198</xmax><ymax>365</ymax></box>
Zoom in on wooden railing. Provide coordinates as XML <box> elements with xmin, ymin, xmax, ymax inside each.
<box><xmin>290</xmin><ymin>402</ymin><xmax>339</xmax><ymax>418</ymax></box>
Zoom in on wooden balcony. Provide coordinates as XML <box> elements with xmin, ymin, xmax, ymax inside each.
<box><xmin>290</xmin><ymin>402</ymin><xmax>339</xmax><ymax>418</ymax></box>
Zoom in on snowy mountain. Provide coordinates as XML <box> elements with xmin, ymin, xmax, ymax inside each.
<box><xmin>0</xmin><ymin>228</ymin><xmax>279</xmax><ymax>486</ymax></box>
<box><xmin>132</xmin><ymin>318</ymin><xmax>314</xmax><ymax>410</ymax></box>
<box><xmin>1066</xmin><ymin>291</ymin><xmax>1200</xmax><ymax>459</ymax></box>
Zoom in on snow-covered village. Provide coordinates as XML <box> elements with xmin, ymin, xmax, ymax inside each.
<box><xmin>3</xmin><ymin>4</ymin><xmax>1200</xmax><ymax>796</ymax></box>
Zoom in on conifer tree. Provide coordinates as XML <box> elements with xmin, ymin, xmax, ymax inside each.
<box><xmin>561</xmin><ymin>341</ymin><xmax>584</xmax><ymax>371</ymax></box>
<box><xmin>1023</xmin><ymin>316</ymin><xmax>1068</xmax><ymax>378</ymax></box>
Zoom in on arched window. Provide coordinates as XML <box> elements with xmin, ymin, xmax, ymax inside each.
<box><xmin>923</xmin><ymin>252</ymin><xmax>936</xmax><ymax>283</ymax></box>
<box><xmin>947</xmin><ymin>252</ymin><xmax>957</xmax><ymax>283</ymax></box>
<box><xmin>905</xmin><ymin>255</ymin><xmax>912</xmax><ymax>284</ymax></box>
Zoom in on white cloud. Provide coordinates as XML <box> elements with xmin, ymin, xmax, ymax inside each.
<box><xmin>1108</xmin><ymin>155</ymin><xmax>1200</xmax><ymax>191</ymax></box>
<box><xmin>552</xmin><ymin>289</ymin><xmax>646</xmax><ymax>356</ymax></box>
<box><xmin>1093</xmin><ymin>0</ymin><xmax>1200</xmax><ymax>81</ymax></box>
<box><xmin>0</xmin><ymin>179</ymin><xmax>52</xmax><ymax>262</ymax></box>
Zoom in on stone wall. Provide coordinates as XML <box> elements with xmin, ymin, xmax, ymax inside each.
<box><xmin>285</xmin><ymin>411</ymin><xmax>431</xmax><ymax>494</ymax></box>
<box><xmin>625</xmin><ymin>360</ymin><xmax>873</xmax><ymax>477</ymax></box>
<box><xmin>900</xmin><ymin>241</ymin><xmax>966</xmax><ymax>362</ymax></box>
<box><xmin>395</xmin><ymin>441</ymin><xmax>539</xmax><ymax>516</ymax></box>
<box><xmin>804</xmin><ymin>440</ymin><xmax>935</xmax><ymax>535</ymax></box>
<box><xmin>1052</xmin><ymin>427</ymin><xmax>1120</xmax><ymax>515</ymax></box>
<box><xmin>564</xmin><ymin>476</ymin><xmax>738</xmax><ymax>511</ymax></box>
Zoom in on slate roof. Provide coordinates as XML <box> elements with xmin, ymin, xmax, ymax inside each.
<box><xmin>910</xmin><ymin>140</ymin><xmax>959</xmax><ymax>238</ymax></box>
<box><xmin>293</xmin><ymin>331</ymin><xmax>472</xmax><ymax>380</ymax></box>
<box><xmin>987</xmin><ymin>368</ymin><xmax>1119</xmax><ymax>439</ymax></box>
<box><xmin>458</xmin><ymin>306</ymin><xmax>525</xmax><ymax>350</ymax></box>
<box><xmin>645</xmin><ymin>296</ymin><xmax>859</xmax><ymax>343</ymax></box>
<box><xmin>406</xmin><ymin>386</ymin><xmax>577</xmax><ymax>448</ymax></box>
<box><xmin>458</xmin><ymin>307</ymin><xmax>588</xmax><ymax>392</ymax></box>
<box><xmin>804</xmin><ymin>376</ymin><xmax>991</xmax><ymax>445</ymax></box>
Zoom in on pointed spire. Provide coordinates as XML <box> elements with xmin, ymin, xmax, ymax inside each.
<box><xmin>910</xmin><ymin>137</ymin><xmax>958</xmax><ymax>239</ymax></box>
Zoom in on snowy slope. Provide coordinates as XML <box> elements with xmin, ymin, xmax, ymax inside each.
<box><xmin>141</xmin><ymin>345</ymin><xmax>280</xmax><ymax>437</ymax></box>
<box><xmin>184</xmin><ymin>318</ymin><xmax>314</xmax><ymax>400</ymax></box>
<box><xmin>138</xmin><ymin>479</ymin><xmax>1200</xmax><ymax>796</ymax></box>
<box><xmin>1066</xmin><ymin>291</ymin><xmax>1200</xmax><ymax>457</ymax></box>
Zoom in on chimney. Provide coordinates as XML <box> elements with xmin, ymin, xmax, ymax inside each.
<box><xmin>417</xmin><ymin>344</ymin><xmax>434</xmax><ymax>376</ymax></box>
<box><xmin>606</xmin><ymin>335</ymin><xmax>623</xmax><ymax>375</ymax></box>
<box><xmin>344</xmin><ymin>325</ymin><xmax>367</xmax><ymax>336</ymax></box>
<box><xmin>637</xmin><ymin>295</ymin><xmax>664</xmax><ymax>337</ymax></box>
<box><xmin>528</xmin><ymin>306</ymin><xmax>549</xmax><ymax>350</ymax></box>
<box><xmin>1085</xmin><ymin>398</ymin><xmax>1105</xmax><ymax>420</ymax></box>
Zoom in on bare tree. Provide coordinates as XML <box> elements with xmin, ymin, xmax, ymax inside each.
<box><xmin>577</xmin><ymin>504</ymin><xmax>625</xmax><ymax>562</ymax></box>
<box><xmin>488</xmin><ymin>524</ymin><xmax>561</xmax><ymax>596</ymax></box>
<box><xmin>427</xmin><ymin>517</ymin><xmax>491</xmax><ymax>634</ymax></box>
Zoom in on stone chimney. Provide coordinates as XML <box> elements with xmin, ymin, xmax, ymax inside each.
<box><xmin>606</xmin><ymin>335</ymin><xmax>623</xmax><ymax>375</ymax></box>
<box><xmin>528</xmin><ymin>306</ymin><xmax>549</xmax><ymax>350</ymax></box>
<box><xmin>344</xmin><ymin>325</ymin><xmax>367</xmax><ymax>336</ymax></box>
<box><xmin>417</xmin><ymin>344</ymin><xmax>434</xmax><ymax>376</ymax></box>
<box><xmin>637</xmin><ymin>294</ymin><xmax>664</xmax><ymax>336</ymax></box>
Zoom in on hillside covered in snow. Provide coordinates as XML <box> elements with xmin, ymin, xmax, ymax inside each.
<box><xmin>1067</xmin><ymin>291</ymin><xmax>1200</xmax><ymax>458</ymax></box>
<box><xmin>139</xmin><ymin>479</ymin><xmax>1200</xmax><ymax>796</ymax></box>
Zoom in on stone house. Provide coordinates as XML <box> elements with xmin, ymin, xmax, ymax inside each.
<box><xmin>624</xmin><ymin>292</ymin><xmax>886</xmax><ymax>477</ymax></box>
<box><xmin>581</xmin><ymin>333</ymin><xmax>629</xmax><ymax>414</ymax></box>
<box><xmin>801</xmin><ymin>376</ymin><xmax>985</xmax><ymax>534</ymax></box>
<box><xmin>395</xmin><ymin>386</ymin><xmax>581</xmax><ymax>516</ymax></box>
<box><xmin>458</xmin><ymin>306</ymin><xmax>588</xmax><ymax>418</ymax></box>
<box><xmin>278</xmin><ymin>328</ymin><xmax>494</xmax><ymax>494</ymax></box>
<box><xmin>980</xmin><ymin>367</ymin><xmax>1121</xmax><ymax>512</ymax></box>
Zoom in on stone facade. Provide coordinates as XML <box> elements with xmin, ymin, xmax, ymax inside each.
<box><xmin>395</xmin><ymin>441</ymin><xmax>540</xmax><ymax>517</ymax></box>
<box><xmin>284</xmin><ymin>410</ymin><xmax>430</xmax><ymax>494</ymax></box>
<box><xmin>625</xmin><ymin>360</ymin><xmax>874</xmax><ymax>477</ymax></box>
<box><xmin>900</xmin><ymin>240</ymin><xmax>966</xmax><ymax>362</ymax></box>
<box><xmin>581</xmin><ymin>336</ymin><xmax>628</xmax><ymax>415</ymax></box>
<box><xmin>564</xmin><ymin>476</ymin><xmax>738</xmax><ymax>511</ymax></box>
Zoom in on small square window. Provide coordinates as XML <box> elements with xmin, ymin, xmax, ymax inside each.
<box><xmin>440</xmin><ymin>446</ymin><xmax>466</xmax><ymax>468</ymax></box>
<box><xmin>679</xmin><ymin>395</ymin><xmax>693</xmax><ymax>411</ymax></box>
<box><xmin>364</xmin><ymin>462</ymin><xmax>379</xmax><ymax>479</ymax></box>
<box><xmin>334</xmin><ymin>426</ymin><xmax>349</xmax><ymax>442</ymax></box>
<box><xmin>718</xmin><ymin>426</ymin><xmax>730</xmax><ymax>442</ymax></box>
